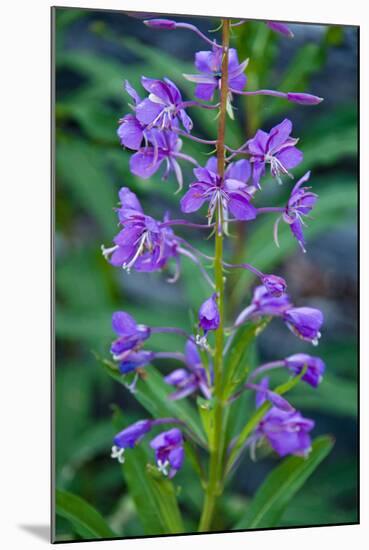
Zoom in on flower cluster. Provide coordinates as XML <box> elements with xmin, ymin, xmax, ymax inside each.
<box><xmin>103</xmin><ymin>17</ymin><xmax>326</xmax><ymax>483</ymax></box>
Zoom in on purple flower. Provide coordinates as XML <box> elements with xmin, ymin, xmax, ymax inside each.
<box><xmin>102</xmin><ymin>187</ymin><xmax>178</xmax><ymax>273</ymax></box>
<box><xmin>261</xmin><ymin>274</ymin><xmax>287</xmax><ymax>297</ymax></box>
<box><xmin>253</xmin><ymin>378</ymin><xmax>314</xmax><ymax>457</ymax></box>
<box><xmin>283</xmin><ymin>307</ymin><xmax>324</xmax><ymax>345</ymax></box>
<box><xmin>129</xmin><ymin>129</ymin><xmax>185</xmax><ymax>190</ymax></box>
<box><xmin>235</xmin><ymin>287</ymin><xmax>324</xmax><ymax>345</ymax></box>
<box><xmin>117</xmin><ymin>114</ymin><xmax>146</xmax><ymax>150</ymax></box>
<box><xmin>117</xmin><ymin>81</ymin><xmax>147</xmax><ymax>150</ymax></box>
<box><xmin>266</xmin><ymin>21</ymin><xmax>294</xmax><ymax>38</ymax></box>
<box><xmin>180</xmin><ymin>157</ymin><xmax>256</xmax><ymax>224</ymax></box>
<box><xmin>285</xmin><ymin>353</ymin><xmax>325</xmax><ymax>387</ymax></box>
<box><xmin>110</xmin><ymin>311</ymin><xmax>150</xmax><ymax>357</ymax></box>
<box><xmin>278</xmin><ymin>171</ymin><xmax>318</xmax><ymax>252</ymax></box>
<box><xmin>111</xmin><ymin>419</ymin><xmax>153</xmax><ymax>463</ymax></box>
<box><xmin>235</xmin><ymin>285</ymin><xmax>292</xmax><ymax>325</ymax></box>
<box><xmin>150</xmin><ymin>428</ymin><xmax>184</xmax><ymax>477</ymax></box>
<box><xmin>164</xmin><ymin>341</ymin><xmax>210</xmax><ymax>400</ymax></box>
<box><xmin>257</xmin><ymin>407</ymin><xmax>314</xmax><ymax>457</ymax></box>
<box><xmin>183</xmin><ymin>47</ymin><xmax>248</xmax><ymax>101</ymax></box>
<box><xmin>199</xmin><ymin>293</ymin><xmax>220</xmax><ymax>332</ymax></box>
<box><xmin>114</xmin><ymin>420</ymin><xmax>152</xmax><ymax>449</ymax></box>
<box><xmin>118</xmin><ymin>350</ymin><xmax>154</xmax><ymax>374</ymax></box>
<box><xmin>247</xmin><ymin>119</ymin><xmax>303</xmax><ymax>187</ymax></box>
<box><xmin>135</xmin><ymin>76</ymin><xmax>193</xmax><ymax>133</ymax></box>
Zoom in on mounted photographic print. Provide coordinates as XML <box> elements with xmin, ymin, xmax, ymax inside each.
<box><xmin>52</xmin><ymin>6</ymin><xmax>359</xmax><ymax>543</ymax></box>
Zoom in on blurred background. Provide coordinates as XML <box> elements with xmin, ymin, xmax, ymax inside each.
<box><xmin>54</xmin><ymin>8</ymin><xmax>358</xmax><ymax>541</ymax></box>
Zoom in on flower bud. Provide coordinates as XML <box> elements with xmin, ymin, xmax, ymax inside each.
<box><xmin>198</xmin><ymin>293</ymin><xmax>220</xmax><ymax>332</ymax></box>
<box><xmin>287</xmin><ymin>92</ymin><xmax>324</xmax><ymax>105</ymax></box>
<box><xmin>285</xmin><ymin>353</ymin><xmax>325</xmax><ymax>387</ymax></box>
<box><xmin>283</xmin><ymin>307</ymin><xmax>323</xmax><ymax>345</ymax></box>
<box><xmin>266</xmin><ymin>21</ymin><xmax>294</xmax><ymax>38</ymax></box>
<box><xmin>143</xmin><ymin>19</ymin><xmax>177</xmax><ymax>29</ymax></box>
<box><xmin>262</xmin><ymin>274</ymin><xmax>287</xmax><ymax>297</ymax></box>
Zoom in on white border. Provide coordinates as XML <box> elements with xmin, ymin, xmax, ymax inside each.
<box><xmin>1</xmin><ymin>1</ymin><xmax>366</xmax><ymax>548</ymax></box>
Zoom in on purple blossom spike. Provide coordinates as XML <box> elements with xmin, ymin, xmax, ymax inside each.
<box><xmin>110</xmin><ymin>311</ymin><xmax>150</xmax><ymax>357</ymax></box>
<box><xmin>261</xmin><ymin>274</ymin><xmax>287</xmax><ymax>297</ymax></box>
<box><xmin>199</xmin><ymin>293</ymin><xmax>220</xmax><ymax>332</ymax></box>
<box><xmin>247</xmin><ymin>118</ymin><xmax>303</xmax><ymax>187</ymax></box>
<box><xmin>180</xmin><ymin>157</ymin><xmax>256</xmax><ymax>226</ymax></box>
<box><xmin>136</xmin><ymin>76</ymin><xmax>193</xmax><ymax>133</ymax></box>
<box><xmin>150</xmin><ymin>428</ymin><xmax>184</xmax><ymax>478</ymax></box>
<box><xmin>129</xmin><ymin>130</ymin><xmax>185</xmax><ymax>190</ymax></box>
<box><xmin>266</xmin><ymin>21</ymin><xmax>294</xmax><ymax>38</ymax></box>
<box><xmin>183</xmin><ymin>47</ymin><xmax>248</xmax><ymax>101</ymax></box>
<box><xmin>101</xmin><ymin>187</ymin><xmax>178</xmax><ymax>273</ymax></box>
<box><xmin>235</xmin><ymin>285</ymin><xmax>292</xmax><ymax>326</ymax></box>
<box><xmin>277</xmin><ymin>171</ymin><xmax>318</xmax><ymax>252</ymax></box>
<box><xmin>253</xmin><ymin>378</ymin><xmax>314</xmax><ymax>457</ymax></box>
<box><xmin>285</xmin><ymin>353</ymin><xmax>325</xmax><ymax>387</ymax></box>
<box><xmin>283</xmin><ymin>307</ymin><xmax>324</xmax><ymax>345</ymax></box>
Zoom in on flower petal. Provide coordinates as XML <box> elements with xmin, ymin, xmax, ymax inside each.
<box><xmin>130</xmin><ymin>150</ymin><xmax>165</xmax><ymax>179</ymax></box>
<box><xmin>117</xmin><ymin>115</ymin><xmax>144</xmax><ymax>150</ymax></box>
<box><xmin>195</xmin><ymin>50</ymin><xmax>219</xmax><ymax>73</ymax></box>
<box><xmin>195</xmin><ymin>82</ymin><xmax>217</xmax><ymax>101</ymax></box>
<box><xmin>225</xmin><ymin>159</ymin><xmax>252</xmax><ymax>183</ymax></box>
<box><xmin>228</xmin><ymin>193</ymin><xmax>257</xmax><ymax>220</ymax></box>
<box><xmin>267</xmin><ymin>119</ymin><xmax>293</xmax><ymax>152</ymax></box>
<box><xmin>136</xmin><ymin>98</ymin><xmax>163</xmax><ymax>125</ymax></box>
<box><xmin>111</xmin><ymin>311</ymin><xmax>138</xmax><ymax>335</ymax></box>
<box><xmin>180</xmin><ymin>185</ymin><xmax>209</xmax><ymax>213</ymax></box>
<box><xmin>276</xmin><ymin>146</ymin><xmax>303</xmax><ymax>169</ymax></box>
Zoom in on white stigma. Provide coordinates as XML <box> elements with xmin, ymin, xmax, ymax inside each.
<box><xmin>122</xmin><ymin>232</ymin><xmax>148</xmax><ymax>272</ymax></box>
<box><xmin>195</xmin><ymin>334</ymin><xmax>209</xmax><ymax>350</ymax></box>
<box><xmin>157</xmin><ymin>459</ymin><xmax>169</xmax><ymax>476</ymax></box>
<box><xmin>101</xmin><ymin>244</ymin><xmax>118</xmax><ymax>260</ymax></box>
<box><xmin>111</xmin><ymin>445</ymin><xmax>125</xmax><ymax>464</ymax></box>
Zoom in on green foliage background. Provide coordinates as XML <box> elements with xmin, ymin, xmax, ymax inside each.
<box><xmin>54</xmin><ymin>8</ymin><xmax>358</xmax><ymax>541</ymax></box>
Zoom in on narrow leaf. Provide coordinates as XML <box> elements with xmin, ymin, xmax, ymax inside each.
<box><xmin>223</xmin><ymin>319</ymin><xmax>270</xmax><ymax>398</ymax></box>
<box><xmin>55</xmin><ymin>489</ymin><xmax>118</xmax><ymax>539</ymax></box>
<box><xmin>235</xmin><ymin>435</ymin><xmax>335</xmax><ymax>529</ymax></box>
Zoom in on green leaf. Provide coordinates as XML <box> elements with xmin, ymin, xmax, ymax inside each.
<box><xmin>103</xmin><ymin>362</ymin><xmax>206</xmax><ymax>447</ymax></box>
<box><xmin>234</xmin><ymin>435</ymin><xmax>335</xmax><ymax>529</ymax></box>
<box><xmin>119</xmin><ymin>443</ymin><xmax>167</xmax><ymax>535</ymax></box>
<box><xmin>55</xmin><ymin>489</ymin><xmax>118</xmax><ymax>539</ymax></box>
<box><xmin>146</xmin><ymin>465</ymin><xmax>184</xmax><ymax>533</ymax></box>
<box><xmin>223</xmin><ymin>319</ymin><xmax>270</xmax><ymax>397</ymax></box>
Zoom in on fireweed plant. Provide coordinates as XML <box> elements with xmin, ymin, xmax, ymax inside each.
<box><xmin>101</xmin><ymin>17</ymin><xmax>329</xmax><ymax>533</ymax></box>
